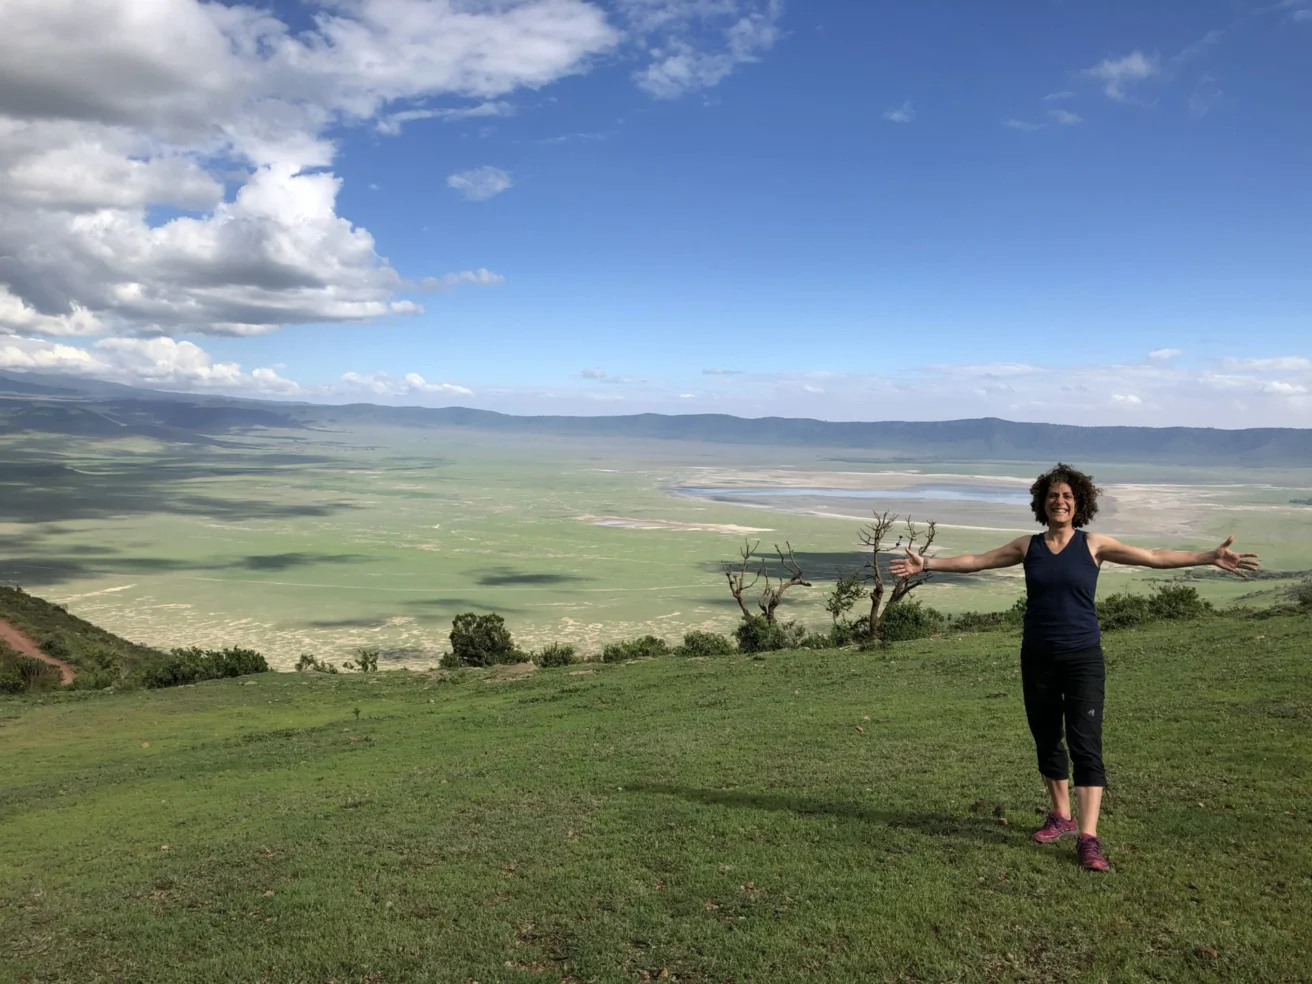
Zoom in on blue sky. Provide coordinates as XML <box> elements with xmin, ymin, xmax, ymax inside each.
<box><xmin>1</xmin><ymin>0</ymin><xmax>1309</xmax><ymax>425</ymax></box>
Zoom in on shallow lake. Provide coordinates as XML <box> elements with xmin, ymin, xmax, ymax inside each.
<box><xmin>674</xmin><ymin>483</ymin><xmax>1031</xmax><ymax>506</ymax></box>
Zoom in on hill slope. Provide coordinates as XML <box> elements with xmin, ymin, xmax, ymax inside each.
<box><xmin>2</xmin><ymin>613</ymin><xmax>1308</xmax><ymax>982</ymax></box>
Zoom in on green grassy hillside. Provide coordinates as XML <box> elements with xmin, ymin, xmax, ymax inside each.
<box><xmin>0</xmin><ymin>585</ymin><xmax>167</xmax><ymax>671</ymax></box>
<box><xmin>2</xmin><ymin>613</ymin><xmax>1309</xmax><ymax>983</ymax></box>
<box><xmin>0</xmin><ymin>587</ymin><xmax>267</xmax><ymax>692</ymax></box>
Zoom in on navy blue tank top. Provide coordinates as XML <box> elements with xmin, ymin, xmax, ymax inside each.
<box><xmin>1022</xmin><ymin>530</ymin><xmax>1101</xmax><ymax>653</ymax></box>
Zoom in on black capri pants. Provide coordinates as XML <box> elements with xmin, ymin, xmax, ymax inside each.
<box><xmin>1020</xmin><ymin>644</ymin><xmax>1107</xmax><ymax>788</ymax></box>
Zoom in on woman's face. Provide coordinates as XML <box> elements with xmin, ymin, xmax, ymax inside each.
<box><xmin>1046</xmin><ymin>482</ymin><xmax>1077</xmax><ymax>525</ymax></box>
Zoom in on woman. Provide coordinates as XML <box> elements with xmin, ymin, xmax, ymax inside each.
<box><xmin>889</xmin><ymin>463</ymin><xmax>1259</xmax><ymax>872</ymax></box>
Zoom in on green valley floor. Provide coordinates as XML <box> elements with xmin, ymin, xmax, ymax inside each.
<box><xmin>2</xmin><ymin>614</ymin><xmax>1310</xmax><ymax>983</ymax></box>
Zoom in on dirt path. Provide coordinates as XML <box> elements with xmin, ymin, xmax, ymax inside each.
<box><xmin>0</xmin><ymin>619</ymin><xmax>76</xmax><ymax>685</ymax></box>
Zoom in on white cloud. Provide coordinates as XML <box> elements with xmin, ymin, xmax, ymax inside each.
<box><xmin>1002</xmin><ymin>118</ymin><xmax>1044</xmax><ymax>132</ymax></box>
<box><xmin>883</xmin><ymin>100</ymin><xmax>915</xmax><ymax>124</ymax></box>
<box><xmin>0</xmin><ymin>0</ymin><xmax>617</xmax><ymax>339</ymax></box>
<box><xmin>1047</xmin><ymin>109</ymin><xmax>1082</xmax><ymax>125</ymax></box>
<box><xmin>580</xmin><ymin>367</ymin><xmax>633</xmax><ymax>383</ymax></box>
<box><xmin>447</xmin><ymin>166</ymin><xmax>514</xmax><ymax>201</ymax></box>
<box><xmin>1223</xmin><ymin>356</ymin><xmax>1312</xmax><ymax>371</ymax></box>
<box><xmin>376</xmin><ymin>101</ymin><xmax>515</xmax><ymax>136</ymax></box>
<box><xmin>1148</xmin><ymin>348</ymin><xmax>1184</xmax><ymax>360</ymax></box>
<box><xmin>629</xmin><ymin>0</ymin><xmax>784</xmax><ymax>99</ymax></box>
<box><xmin>338</xmin><ymin>371</ymin><xmax>472</xmax><ymax>397</ymax></box>
<box><xmin>703</xmin><ymin>367</ymin><xmax>742</xmax><ymax>375</ymax></box>
<box><xmin>419</xmin><ymin>269</ymin><xmax>505</xmax><ymax>290</ymax></box>
<box><xmin>1045</xmin><ymin>90</ymin><xmax>1075</xmax><ymax>101</ymax></box>
<box><xmin>0</xmin><ymin>333</ymin><xmax>299</xmax><ymax>394</ymax></box>
<box><xmin>1263</xmin><ymin>380</ymin><xmax>1308</xmax><ymax>395</ymax></box>
<box><xmin>1111</xmin><ymin>393</ymin><xmax>1143</xmax><ymax>406</ymax></box>
<box><xmin>1083</xmin><ymin>50</ymin><xmax>1159</xmax><ymax>101</ymax></box>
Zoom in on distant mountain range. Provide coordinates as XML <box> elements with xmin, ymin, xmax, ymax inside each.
<box><xmin>2</xmin><ymin>369</ymin><xmax>1310</xmax><ymax>465</ymax></box>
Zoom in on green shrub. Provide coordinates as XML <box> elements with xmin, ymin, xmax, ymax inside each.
<box><xmin>1095</xmin><ymin>592</ymin><xmax>1152</xmax><ymax>631</ymax></box>
<box><xmin>952</xmin><ymin>597</ymin><xmax>1027</xmax><ymax>633</ymax></box>
<box><xmin>139</xmin><ymin>647</ymin><xmax>270</xmax><ymax>688</ymax></box>
<box><xmin>1294</xmin><ymin>580</ymin><xmax>1312</xmax><ymax>611</ymax></box>
<box><xmin>535</xmin><ymin>643</ymin><xmax>577</xmax><ymax>667</ymax></box>
<box><xmin>295</xmin><ymin>653</ymin><xmax>338</xmax><ymax>674</ymax></box>
<box><xmin>878</xmin><ymin>600</ymin><xmax>946</xmax><ymax>642</ymax></box>
<box><xmin>601</xmin><ymin>635</ymin><xmax>671</xmax><ymax>663</ymax></box>
<box><xmin>0</xmin><ymin>649</ymin><xmax>62</xmax><ymax>694</ymax></box>
<box><xmin>674</xmin><ymin>630</ymin><xmax>736</xmax><ymax>657</ymax></box>
<box><xmin>1148</xmin><ymin>584</ymin><xmax>1212</xmax><ymax>621</ymax></box>
<box><xmin>735</xmin><ymin>616</ymin><xmax>807</xmax><ymax>653</ymax></box>
<box><xmin>346</xmin><ymin>648</ymin><xmax>380</xmax><ymax>672</ymax></box>
<box><xmin>449</xmin><ymin>613</ymin><xmax>520</xmax><ymax>667</ymax></box>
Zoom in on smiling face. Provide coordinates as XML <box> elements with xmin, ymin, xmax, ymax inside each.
<box><xmin>1045</xmin><ymin>482</ymin><xmax>1077</xmax><ymax>527</ymax></box>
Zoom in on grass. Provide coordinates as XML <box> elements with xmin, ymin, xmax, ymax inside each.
<box><xmin>2</xmin><ymin>613</ymin><xmax>1309</xmax><ymax>983</ymax></box>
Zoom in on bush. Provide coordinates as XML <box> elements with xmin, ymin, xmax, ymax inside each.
<box><xmin>1147</xmin><ymin>584</ymin><xmax>1212</xmax><ymax>621</ymax></box>
<box><xmin>601</xmin><ymin>635</ymin><xmax>670</xmax><ymax>663</ymax></box>
<box><xmin>0</xmin><ymin>649</ymin><xmax>62</xmax><ymax>694</ymax></box>
<box><xmin>952</xmin><ymin>597</ymin><xmax>1027</xmax><ymax>633</ymax></box>
<box><xmin>139</xmin><ymin>646</ymin><xmax>271</xmax><ymax>688</ymax></box>
<box><xmin>449</xmin><ymin>612</ymin><xmax>521</xmax><ymax>667</ymax></box>
<box><xmin>295</xmin><ymin>653</ymin><xmax>338</xmax><ymax>674</ymax></box>
<box><xmin>535</xmin><ymin>642</ymin><xmax>577</xmax><ymax>667</ymax></box>
<box><xmin>346</xmin><ymin>648</ymin><xmax>380</xmax><ymax>672</ymax></box>
<box><xmin>674</xmin><ymin>630</ymin><xmax>736</xmax><ymax>657</ymax></box>
<box><xmin>1294</xmin><ymin>580</ymin><xmax>1312</xmax><ymax>611</ymax></box>
<box><xmin>1094</xmin><ymin>592</ymin><xmax>1152</xmax><ymax>631</ymax></box>
<box><xmin>878</xmin><ymin>600</ymin><xmax>946</xmax><ymax>642</ymax></box>
<box><xmin>735</xmin><ymin>616</ymin><xmax>807</xmax><ymax>653</ymax></box>
<box><xmin>67</xmin><ymin>645</ymin><xmax>126</xmax><ymax>691</ymax></box>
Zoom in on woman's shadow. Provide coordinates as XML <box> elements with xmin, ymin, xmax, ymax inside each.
<box><xmin>625</xmin><ymin>783</ymin><xmax>1028</xmax><ymax>846</ymax></box>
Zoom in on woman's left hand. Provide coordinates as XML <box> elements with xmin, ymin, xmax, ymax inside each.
<box><xmin>1212</xmin><ymin>536</ymin><xmax>1260</xmax><ymax>577</ymax></box>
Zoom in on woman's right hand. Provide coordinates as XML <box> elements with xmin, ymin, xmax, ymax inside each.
<box><xmin>889</xmin><ymin>547</ymin><xmax>924</xmax><ymax>579</ymax></box>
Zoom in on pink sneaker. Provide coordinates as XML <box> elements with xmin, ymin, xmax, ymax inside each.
<box><xmin>1031</xmin><ymin>811</ymin><xmax>1078</xmax><ymax>844</ymax></box>
<box><xmin>1076</xmin><ymin>834</ymin><xmax>1110</xmax><ymax>872</ymax></box>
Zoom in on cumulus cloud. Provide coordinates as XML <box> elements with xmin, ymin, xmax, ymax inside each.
<box><xmin>1111</xmin><ymin>393</ymin><xmax>1143</xmax><ymax>406</ymax></box>
<box><xmin>447</xmin><ymin>166</ymin><xmax>514</xmax><ymax>201</ymax></box>
<box><xmin>1148</xmin><ymin>348</ymin><xmax>1184</xmax><ymax>360</ymax></box>
<box><xmin>0</xmin><ymin>334</ymin><xmax>299</xmax><ymax>394</ymax></box>
<box><xmin>1082</xmin><ymin>50</ymin><xmax>1159</xmax><ymax>101</ymax></box>
<box><xmin>338</xmin><ymin>370</ymin><xmax>472</xmax><ymax>398</ymax></box>
<box><xmin>0</xmin><ymin>0</ymin><xmax>618</xmax><ymax>339</ymax></box>
<box><xmin>1047</xmin><ymin>109</ymin><xmax>1082</xmax><ymax>125</ymax></box>
<box><xmin>628</xmin><ymin>0</ymin><xmax>784</xmax><ymax>99</ymax></box>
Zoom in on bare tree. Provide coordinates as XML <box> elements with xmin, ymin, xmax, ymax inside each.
<box><xmin>858</xmin><ymin>511</ymin><xmax>938</xmax><ymax>640</ymax></box>
<box><xmin>725</xmin><ymin>539</ymin><xmax>763</xmax><ymax>619</ymax></box>
<box><xmin>724</xmin><ymin>539</ymin><xmax>812</xmax><ymax>624</ymax></box>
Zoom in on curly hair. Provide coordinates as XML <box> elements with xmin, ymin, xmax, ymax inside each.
<box><xmin>1029</xmin><ymin>463</ymin><xmax>1101</xmax><ymax>528</ymax></box>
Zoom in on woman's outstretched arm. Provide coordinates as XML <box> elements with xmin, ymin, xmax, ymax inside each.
<box><xmin>1087</xmin><ymin>534</ymin><xmax>1260</xmax><ymax>577</ymax></box>
<box><xmin>890</xmin><ymin>535</ymin><xmax>1030</xmax><ymax>578</ymax></box>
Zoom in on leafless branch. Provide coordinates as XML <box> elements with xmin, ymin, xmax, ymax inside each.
<box><xmin>724</xmin><ymin>539</ymin><xmax>762</xmax><ymax>619</ymax></box>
